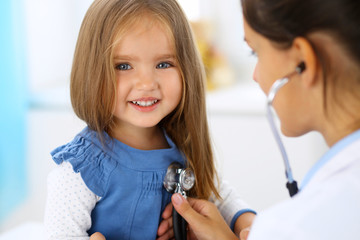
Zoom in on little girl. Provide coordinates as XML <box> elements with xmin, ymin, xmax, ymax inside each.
<box><xmin>44</xmin><ymin>0</ymin><xmax>255</xmax><ymax>239</ymax></box>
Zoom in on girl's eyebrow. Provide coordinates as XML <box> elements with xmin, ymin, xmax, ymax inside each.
<box><xmin>156</xmin><ymin>54</ymin><xmax>176</xmax><ymax>60</ymax></box>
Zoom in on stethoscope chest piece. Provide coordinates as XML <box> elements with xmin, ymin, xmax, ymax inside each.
<box><xmin>163</xmin><ymin>162</ymin><xmax>195</xmax><ymax>240</ymax></box>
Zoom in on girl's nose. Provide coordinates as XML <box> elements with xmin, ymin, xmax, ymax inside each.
<box><xmin>135</xmin><ymin>71</ymin><xmax>158</xmax><ymax>91</ymax></box>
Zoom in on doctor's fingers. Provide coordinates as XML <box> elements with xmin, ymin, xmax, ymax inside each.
<box><xmin>172</xmin><ymin>194</ymin><xmax>211</xmax><ymax>227</ymax></box>
<box><xmin>188</xmin><ymin>225</ymin><xmax>199</xmax><ymax>240</ymax></box>
<box><xmin>172</xmin><ymin>194</ymin><xmax>238</xmax><ymax>240</ymax></box>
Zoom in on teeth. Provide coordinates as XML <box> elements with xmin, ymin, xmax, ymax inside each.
<box><xmin>131</xmin><ymin>99</ymin><xmax>158</xmax><ymax>107</ymax></box>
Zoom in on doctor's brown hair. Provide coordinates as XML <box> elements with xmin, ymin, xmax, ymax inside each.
<box><xmin>70</xmin><ymin>0</ymin><xmax>219</xmax><ymax>199</ymax></box>
<box><xmin>241</xmin><ymin>0</ymin><xmax>360</xmax><ymax>129</ymax></box>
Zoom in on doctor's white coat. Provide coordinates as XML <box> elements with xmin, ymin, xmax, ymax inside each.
<box><xmin>248</xmin><ymin>131</ymin><xmax>360</xmax><ymax>240</ymax></box>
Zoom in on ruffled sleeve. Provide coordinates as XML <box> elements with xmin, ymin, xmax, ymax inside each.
<box><xmin>51</xmin><ymin>134</ymin><xmax>118</xmax><ymax>197</ymax></box>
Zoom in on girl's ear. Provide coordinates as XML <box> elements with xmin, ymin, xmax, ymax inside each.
<box><xmin>291</xmin><ymin>37</ymin><xmax>318</xmax><ymax>88</ymax></box>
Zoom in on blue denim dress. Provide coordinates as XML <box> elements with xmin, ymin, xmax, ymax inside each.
<box><xmin>51</xmin><ymin>127</ymin><xmax>185</xmax><ymax>240</ymax></box>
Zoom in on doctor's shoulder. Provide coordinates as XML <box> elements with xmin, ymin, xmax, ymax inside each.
<box><xmin>248</xmin><ymin>166</ymin><xmax>360</xmax><ymax>240</ymax></box>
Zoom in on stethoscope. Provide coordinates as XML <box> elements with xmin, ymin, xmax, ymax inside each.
<box><xmin>266</xmin><ymin>61</ymin><xmax>306</xmax><ymax>197</ymax></box>
<box><xmin>163</xmin><ymin>162</ymin><xmax>195</xmax><ymax>240</ymax></box>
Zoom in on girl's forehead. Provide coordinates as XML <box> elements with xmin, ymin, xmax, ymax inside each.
<box><xmin>112</xmin><ymin>15</ymin><xmax>175</xmax><ymax>52</ymax></box>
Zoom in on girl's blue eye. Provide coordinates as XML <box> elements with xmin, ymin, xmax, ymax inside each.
<box><xmin>156</xmin><ymin>62</ymin><xmax>172</xmax><ymax>69</ymax></box>
<box><xmin>116</xmin><ymin>63</ymin><xmax>132</xmax><ymax>70</ymax></box>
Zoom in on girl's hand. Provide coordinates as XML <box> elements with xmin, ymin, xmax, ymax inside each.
<box><xmin>234</xmin><ymin>211</ymin><xmax>255</xmax><ymax>240</ymax></box>
<box><xmin>239</xmin><ymin>227</ymin><xmax>251</xmax><ymax>240</ymax></box>
<box><xmin>90</xmin><ymin>232</ymin><xmax>106</xmax><ymax>240</ymax></box>
<box><xmin>171</xmin><ymin>194</ymin><xmax>238</xmax><ymax>240</ymax></box>
<box><xmin>157</xmin><ymin>203</ymin><xmax>174</xmax><ymax>239</ymax></box>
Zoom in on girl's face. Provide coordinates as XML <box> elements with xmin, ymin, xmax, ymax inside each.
<box><xmin>243</xmin><ymin>19</ymin><xmax>312</xmax><ymax>136</ymax></box>
<box><xmin>112</xmin><ymin>19</ymin><xmax>182</xmax><ymax>131</ymax></box>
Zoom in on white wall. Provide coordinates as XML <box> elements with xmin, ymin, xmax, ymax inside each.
<box><xmin>24</xmin><ymin>0</ymin><xmax>92</xmax><ymax>92</ymax></box>
<box><xmin>198</xmin><ymin>0</ymin><xmax>257</xmax><ymax>83</ymax></box>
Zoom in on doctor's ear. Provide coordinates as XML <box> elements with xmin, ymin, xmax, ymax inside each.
<box><xmin>292</xmin><ymin>37</ymin><xmax>318</xmax><ymax>88</ymax></box>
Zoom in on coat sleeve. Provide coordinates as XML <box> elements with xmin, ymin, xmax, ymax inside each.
<box><xmin>44</xmin><ymin>161</ymin><xmax>100</xmax><ymax>240</ymax></box>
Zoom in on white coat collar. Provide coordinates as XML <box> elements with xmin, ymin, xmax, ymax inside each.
<box><xmin>300</xmin><ymin>129</ymin><xmax>360</xmax><ymax>190</ymax></box>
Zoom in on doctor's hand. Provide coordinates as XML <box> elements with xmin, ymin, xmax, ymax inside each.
<box><xmin>157</xmin><ymin>203</ymin><xmax>199</xmax><ymax>240</ymax></box>
<box><xmin>170</xmin><ymin>193</ymin><xmax>239</xmax><ymax>240</ymax></box>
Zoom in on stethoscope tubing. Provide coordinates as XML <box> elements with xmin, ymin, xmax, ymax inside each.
<box><xmin>173</xmin><ymin>207</ymin><xmax>187</xmax><ymax>240</ymax></box>
<box><xmin>266</xmin><ymin>102</ymin><xmax>295</xmax><ymax>183</ymax></box>
<box><xmin>267</xmin><ymin>77</ymin><xmax>299</xmax><ymax>197</ymax></box>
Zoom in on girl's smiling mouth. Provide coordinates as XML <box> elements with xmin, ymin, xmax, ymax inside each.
<box><xmin>129</xmin><ymin>98</ymin><xmax>160</xmax><ymax>112</ymax></box>
<box><xmin>131</xmin><ymin>99</ymin><xmax>159</xmax><ymax>107</ymax></box>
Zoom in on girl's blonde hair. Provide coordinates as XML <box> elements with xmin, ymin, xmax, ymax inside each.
<box><xmin>71</xmin><ymin>0</ymin><xmax>220</xmax><ymax>199</ymax></box>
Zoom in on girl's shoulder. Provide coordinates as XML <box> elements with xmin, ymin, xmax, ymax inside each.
<box><xmin>50</xmin><ymin>127</ymin><xmax>117</xmax><ymax>197</ymax></box>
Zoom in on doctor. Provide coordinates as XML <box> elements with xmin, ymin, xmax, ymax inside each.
<box><xmin>157</xmin><ymin>0</ymin><xmax>360</xmax><ymax>239</ymax></box>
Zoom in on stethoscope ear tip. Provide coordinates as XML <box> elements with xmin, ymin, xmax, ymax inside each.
<box><xmin>296</xmin><ymin>62</ymin><xmax>306</xmax><ymax>74</ymax></box>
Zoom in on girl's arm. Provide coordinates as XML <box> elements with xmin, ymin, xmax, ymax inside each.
<box><xmin>44</xmin><ymin>161</ymin><xmax>100</xmax><ymax>240</ymax></box>
<box><xmin>212</xmin><ymin>180</ymin><xmax>256</xmax><ymax>237</ymax></box>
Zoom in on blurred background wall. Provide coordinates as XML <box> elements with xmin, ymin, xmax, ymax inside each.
<box><xmin>0</xmin><ymin>0</ymin><xmax>328</xmax><ymax>234</ymax></box>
